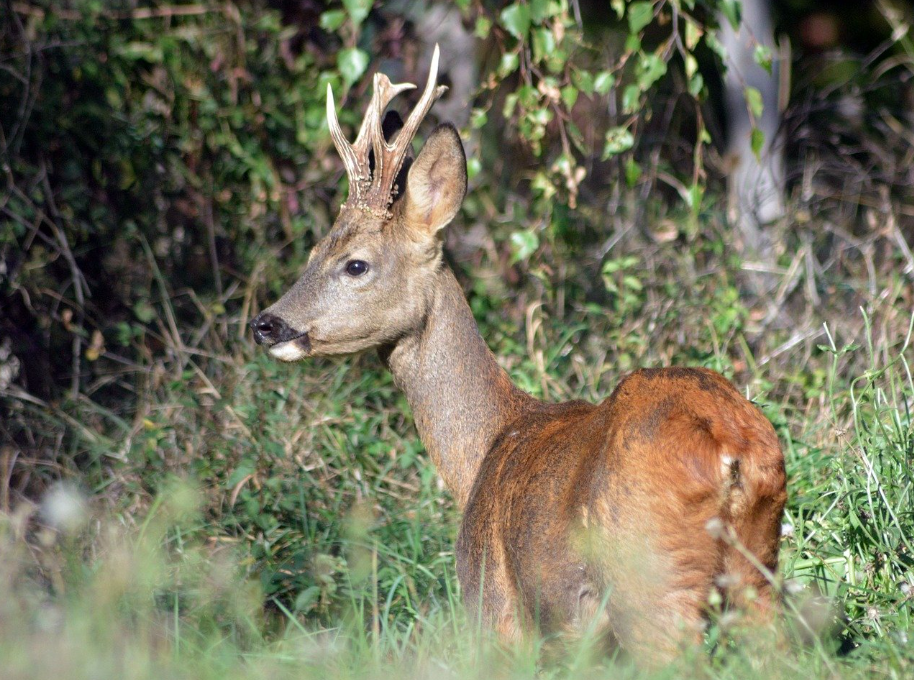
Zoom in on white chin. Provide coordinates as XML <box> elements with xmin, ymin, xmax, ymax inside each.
<box><xmin>269</xmin><ymin>341</ymin><xmax>307</xmax><ymax>362</ymax></box>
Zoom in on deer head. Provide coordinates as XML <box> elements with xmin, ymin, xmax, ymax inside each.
<box><xmin>250</xmin><ymin>46</ymin><xmax>467</xmax><ymax>361</ymax></box>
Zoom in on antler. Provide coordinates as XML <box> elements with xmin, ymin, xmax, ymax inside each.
<box><xmin>326</xmin><ymin>44</ymin><xmax>448</xmax><ymax>215</ymax></box>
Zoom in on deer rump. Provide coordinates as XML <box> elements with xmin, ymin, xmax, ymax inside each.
<box><xmin>456</xmin><ymin>367</ymin><xmax>786</xmax><ymax>657</ymax></box>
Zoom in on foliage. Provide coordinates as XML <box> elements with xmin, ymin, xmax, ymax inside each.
<box><xmin>2</xmin><ymin>0</ymin><xmax>914</xmax><ymax>678</ymax></box>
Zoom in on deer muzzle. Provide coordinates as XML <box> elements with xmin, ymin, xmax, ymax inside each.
<box><xmin>249</xmin><ymin>312</ymin><xmax>312</xmax><ymax>361</ymax></box>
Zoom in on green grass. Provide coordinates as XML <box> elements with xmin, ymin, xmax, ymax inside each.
<box><xmin>4</xmin><ymin>1</ymin><xmax>914</xmax><ymax>675</ymax></box>
<box><xmin>3</xmin><ymin>226</ymin><xmax>914</xmax><ymax>678</ymax></box>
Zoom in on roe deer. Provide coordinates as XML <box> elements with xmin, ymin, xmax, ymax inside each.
<box><xmin>250</xmin><ymin>46</ymin><xmax>787</xmax><ymax>661</ymax></box>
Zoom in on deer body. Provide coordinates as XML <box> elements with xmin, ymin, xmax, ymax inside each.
<box><xmin>251</xmin><ymin>48</ymin><xmax>787</xmax><ymax>660</ymax></box>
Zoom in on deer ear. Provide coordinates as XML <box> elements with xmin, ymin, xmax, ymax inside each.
<box><xmin>402</xmin><ymin>123</ymin><xmax>467</xmax><ymax>237</ymax></box>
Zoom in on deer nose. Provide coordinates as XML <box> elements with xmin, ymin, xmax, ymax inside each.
<box><xmin>250</xmin><ymin>313</ymin><xmax>295</xmax><ymax>346</ymax></box>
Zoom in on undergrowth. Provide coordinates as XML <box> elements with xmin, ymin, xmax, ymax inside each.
<box><xmin>3</xmin><ymin>1</ymin><xmax>914</xmax><ymax>677</ymax></box>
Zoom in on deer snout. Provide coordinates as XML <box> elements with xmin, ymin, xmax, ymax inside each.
<box><xmin>250</xmin><ymin>312</ymin><xmax>298</xmax><ymax>346</ymax></box>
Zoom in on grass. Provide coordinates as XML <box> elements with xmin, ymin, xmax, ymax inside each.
<box><xmin>3</xmin><ymin>212</ymin><xmax>914</xmax><ymax>678</ymax></box>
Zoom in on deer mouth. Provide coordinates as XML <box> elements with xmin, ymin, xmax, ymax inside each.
<box><xmin>268</xmin><ymin>332</ymin><xmax>312</xmax><ymax>362</ymax></box>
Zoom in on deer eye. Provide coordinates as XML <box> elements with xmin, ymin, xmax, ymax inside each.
<box><xmin>345</xmin><ymin>260</ymin><xmax>369</xmax><ymax>276</ymax></box>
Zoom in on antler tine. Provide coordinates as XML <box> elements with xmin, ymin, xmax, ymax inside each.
<box><xmin>370</xmin><ymin>44</ymin><xmax>448</xmax><ymax>206</ymax></box>
<box><xmin>356</xmin><ymin>74</ymin><xmax>415</xmax><ymax>153</ymax></box>
<box><xmin>394</xmin><ymin>44</ymin><xmax>446</xmax><ymax>156</ymax></box>
<box><xmin>327</xmin><ymin>45</ymin><xmax>447</xmax><ymax>212</ymax></box>
<box><xmin>326</xmin><ymin>84</ymin><xmax>365</xmax><ymax>199</ymax></box>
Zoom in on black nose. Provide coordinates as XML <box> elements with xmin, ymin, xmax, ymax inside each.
<box><xmin>250</xmin><ymin>313</ymin><xmax>295</xmax><ymax>346</ymax></box>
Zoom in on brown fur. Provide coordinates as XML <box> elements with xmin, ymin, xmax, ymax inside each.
<box><xmin>251</xmin><ymin>63</ymin><xmax>787</xmax><ymax>663</ymax></box>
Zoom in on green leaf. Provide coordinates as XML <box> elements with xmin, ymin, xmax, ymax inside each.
<box><xmin>530</xmin><ymin>0</ymin><xmax>551</xmax><ymax>22</ymax></box>
<box><xmin>684</xmin><ymin>18</ymin><xmax>702</xmax><ymax>50</ymax></box>
<box><xmin>627</xmin><ymin>2</ymin><xmax>654</xmax><ymax>34</ymax></box>
<box><xmin>500</xmin><ymin>3</ymin><xmax>531</xmax><ymax>40</ymax></box>
<box><xmin>602</xmin><ymin>126</ymin><xmax>634</xmax><ymax>159</ymax></box>
<box><xmin>686</xmin><ymin>182</ymin><xmax>704</xmax><ymax>212</ymax></box>
<box><xmin>625</xmin><ymin>158</ymin><xmax>642</xmax><ymax>187</ymax></box>
<box><xmin>503</xmin><ymin>92</ymin><xmax>519</xmax><ymax>118</ymax></box>
<box><xmin>623</xmin><ymin>275</ymin><xmax>643</xmax><ymax>291</ymax></box>
<box><xmin>467</xmin><ymin>156</ymin><xmax>482</xmax><ymax>180</ymax></box>
<box><xmin>684</xmin><ymin>54</ymin><xmax>698</xmax><ymax>79</ymax></box>
<box><xmin>294</xmin><ymin>586</ymin><xmax>322</xmax><ymax>613</ymax></box>
<box><xmin>754</xmin><ymin>44</ymin><xmax>773</xmax><ymax>74</ymax></box>
<box><xmin>621</xmin><ymin>84</ymin><xmax>641</xmax><ymax>113</ymax></box>
<box><xmin>704</xmin><ymin>33</ymin><xmax>727</xmax><ymax>61</ymax></box>
<box><xmin>572</xmin><ymin>69</ymin><xmax>594</xmax><ymax>95</ymax></box>
<box><xmin>474</xmin><ymin>15</ymin><xmax>492</xmax><ymax>39</ymax></box>
<box><xmin>118</xmin><ymin>41</ymin><xmax>163</xmax><ymax>63</ymax></box>
<box><xmin>744</xmin><ymin>86</ymin><xmax>763</xmax><ymax>118</ymax></box>
<box><xmin>319</xmin><ymin>10</ymin><xmax>346</xmax><ymax>32</ymax></box>
<box><xmin>133</xmin><ymin>300</ymin><xmax>156</xmax><ymax>323</ymax></box>
<box><xmin>510</xmin><ymin>229</ymin><xmax>539</xmax><ymax>263</ymax></box>
<box><xmin>342</xmin><ymin>0</ymin><xmax>372</xmax><ymax>27</ymax></box>
<box><xmin>561</xmin><ymin>85</ymin><xmax>578</xmax><ymax>110</ymax></box>
<box><xmin>532</xmin><ymin>27</ymin><xmax>556</xmax><ymax>62</ymax></box>
<box><xmin>750</xmin><ymin>127</ymin><xmax>765</xmax><ymax>161</ymax></box>
<box><xmin>498</xmin><ymin>51</ymin><xmax>519</xmax><ymax>76</ymax></box>
<box><xmin>720</xmin><ymin>0</ymin><xmax>742</xmax><ymax>30</ymax></box>
<box><xmin>470</xmin><ymin>108</ymin><xmax>488</xmax><ymax>129</ymax></box>
<box><xmin>593</xmin><ymin>71</ymin><xmax>615</xmax><ymax>95</ymax></box>
<box><xmin>338</xmin><ymin>48</ymin><xmax>369</xmax><ymax>86</ymax></box>
<box><xmin>611</xmin><ymin>0</ymin><xmax>625</xmax><ymax>19</ymax></box>
<box><xmin>636</xmin><ymin>53</ymin><xmax>667</xmax><ymax>90</ymax></box>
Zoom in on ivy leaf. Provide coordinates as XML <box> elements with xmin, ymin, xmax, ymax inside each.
<box><xmin>498</xmin><ymin>51</ymin><xmax>519</xmax><ymax>76</ymax></box>
<box><xmin>627</xmin><ymin>2</ymin><xmax>654</xmax><ymax>35</ymax></box>
<box><xmin>602</xmin><ymin>126</ymin><xmax>634</xmax><ymax>159</ymax></box>
<box><xmin>474</xmin><ymin>16</ymin><xmax>492</xmax><ymax>39</ymax></box>
<box><xmin>573</xmin><ymin>69</ymin><xmax>594</xmax><ymax>95</ymax></box>
<box><xmin>500</xmin><ymin>3</ymin><xmax>531</xmax><ymax>41</ymax></box>
<box><xmin>622</xmin><ymin>84</ymin><xmax>641</xmax><ymax>113</ymax></box>
<box><xmin>636</xmin><ymin>53</ymin><xmax>667</xmax><ymax>90</ymax></box>
<box><xmin>754</xmin><ymin>44</ymin><xmax>773</xmax><ymax>74</ymax></box>
<box><xmin>510</xmin><ymin>229</ymin><xmax>539</xmax><ymax>263</ymax></box>
<box><xmin>530</xmin><ymin>0</ymin><xmax>551</xmax><ymax>22</ymax></box>
<box><xmin>342</xmin><ymin>0</ymin><xmax>372</xmax><ymax>27</ymax></box>
<box><xmin>751</xmin><ymin>127</ymin><xmax>765</xmax><ymax>161</ymax></box>
<box><xmin>744</xmin><ymin>86</ymin><xmax>763</xmax><ymax>119</ymax></box>
<box><xmin>720</xmin><ymin>0</ymin><xmax>742</xmax><ymax>30</ymax></box>
<box><xmin>319</xmin><ymin>10</ymin><xmax>346</xmax><ymax>32</ymax></box>
<box><xmin>593</xmin><ymin>71</ymin><xmax>615</xmax><ymax>95</ymax></box>
<box><xmin>467</xmin><ymin>156</ymin><xmax>482</xmax><ymax>180</ymax></box>
<box><xmin>532</xmin><ymin>27</ymin><xmax>556</xmax><ymax>62</ymax></box>
<box><xmin>338</xmin><ymin>48</ymin><xmax>369</xmax><ymax>86</ymax></box>
<box><xmin>684</xmin><ymin>18</ymin><xmax>702</xmax><ymax>50</ymax></box>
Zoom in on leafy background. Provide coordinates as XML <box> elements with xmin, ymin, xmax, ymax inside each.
<box><xmin>1</xmin><ymin>0</ymin><xmax>914</xmax><ymax>677</ymax></box>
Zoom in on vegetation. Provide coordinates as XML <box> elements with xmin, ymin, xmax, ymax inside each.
<box><xmin>2</xmin><ymin>1</ymin><xmax>913</xmax><ymax>678</ymax></box>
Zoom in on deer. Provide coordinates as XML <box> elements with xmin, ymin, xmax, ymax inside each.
<box><xmin>249</xmin><ymin>46</ymin><xmax>787</xmax><ymax>662</ymax></box>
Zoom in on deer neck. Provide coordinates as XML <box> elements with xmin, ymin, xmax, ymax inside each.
<box><xmin>380</xmin><ymin>266</ymin><xmax>531</xmax><ymax>508</ymax></box>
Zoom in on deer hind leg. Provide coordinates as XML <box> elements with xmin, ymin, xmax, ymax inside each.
<box><xmin>605</xmin><ymin>538</ymin><xmax>718</xmax><ymax>663</ymax></box>
<box><xmin>589</xmin><ymin>490</ymin><xmax>724</xmax><ymax>663</ymax></box>
<box><xmin>719</xmin><ymin>458</ymin><xmax>787</xmax><ymax>626</ymax></box>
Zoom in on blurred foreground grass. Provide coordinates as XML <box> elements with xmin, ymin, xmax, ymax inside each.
<box><xmin>3</xmin><ymin>1</ymin><xmax>914</xmax><ymax>676</ymax></box>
